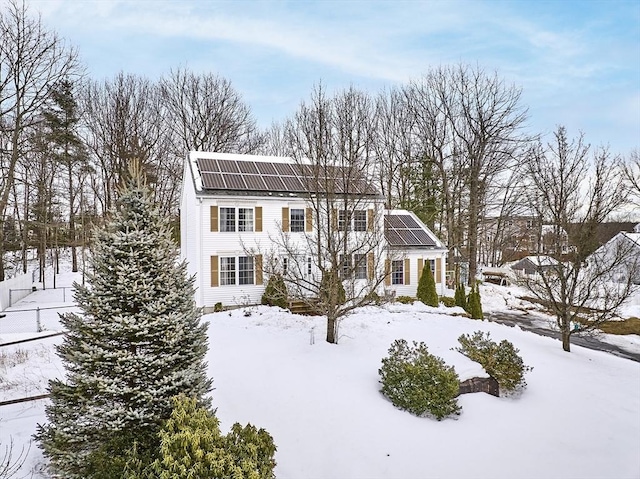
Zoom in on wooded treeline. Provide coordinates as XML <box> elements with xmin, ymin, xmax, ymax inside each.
<box><xmin>1</xmin><ymin>0</ymin><xmax>639</xmax><ymax>284</ymax></box>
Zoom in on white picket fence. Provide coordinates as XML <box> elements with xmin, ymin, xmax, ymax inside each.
<box><xmin>0</xmin><ymin>272</ymin><xmax>33</xmax><ymax>311</ymax></box>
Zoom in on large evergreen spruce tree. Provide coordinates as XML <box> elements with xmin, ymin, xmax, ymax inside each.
<box><xmin>37</xmin><ymin>163</ymin><xmax>212</xmax><ymax>478</ymax></box>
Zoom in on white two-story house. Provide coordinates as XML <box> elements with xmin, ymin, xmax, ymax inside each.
<box><xmin>180</xmin><ymin>151</ymin><xmax>448</xmax><ymax>310</ymax></box>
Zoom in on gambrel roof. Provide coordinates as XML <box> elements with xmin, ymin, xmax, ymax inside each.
<box><xmin>188</xmin><ymin>151</ymin><xmax>380</xmax><ymax>198</ymax></box>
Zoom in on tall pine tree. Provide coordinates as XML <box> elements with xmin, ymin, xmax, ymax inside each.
<box><xmin>37</xmin><ymin>162</ymin><xmax>212</xmax><ymax>478</ymax></box>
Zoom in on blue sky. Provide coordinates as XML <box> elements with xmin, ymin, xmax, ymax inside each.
<box><xmin>30</xmin><ymin>0</ymin><xmax>640</xmax><ymax>155</ymax></box>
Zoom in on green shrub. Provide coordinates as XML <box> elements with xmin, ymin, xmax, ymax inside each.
<box><xmin>456</xmin><ymin>331</ymin><xmax>532</xmax><ymax>394</ymax></box>
<box><xmin>454</xmin><ymin>283</ymin><xmax>467</xmax><ymax>310</ymax></box>
<box><xmin>439</xmin><ymin>296</ymin><xmax>456</xmax><ymax>308</ymax></box>
<box><xmin>366</xmin><ymin>290</ymin><xmax>382</xmax><ymax>305</ymax></box>
<box><xmin>417</xmin><ymin>265</ymin><xmax>438</xmax><ymax>307</ymax></box>
<box><xmin>139</xmin><ymin>395</ymin><xmax>276</xmax><ymax>479</ymax></box>
<box><xmin>261</xmin><ymin>274</ymin><xmax>288</xmax><ymax>309</ymax></box>
<box><xmin>214</xmin><ymin>302</ymin><xmax>224</xmax><ymax>312</ymax></box>
<box><xmin>466</xmin><ymin>283</ymin><xmax>483</xmax><ymax>319</ymax></box>
<box><xmin>395</xmin><ymin>296</ymin><xmax>415</xmax><ymax>304</ymax></box>
<box><xmin>379</xmin><ymin>339</ymin><xmax>461</xmax><ymax>420</ymax></box>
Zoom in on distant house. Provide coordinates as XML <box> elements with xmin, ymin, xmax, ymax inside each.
<box><xmin>180</xmin><ymin>152</ymin><xmax>448</xmax><ymax>310</ymax></box>
<box><xmin>588</xmin><ymin>224</ymin><xmax>640</xmax><ymax>285</ymax></box>
<box><xmin>511</xmin><ymin>255</ymin><xmax>559</xmax><ymax>277</ymax></box>
<box><xmin>480</xmin><ymin>215</ymin><xmax>569</xmax><ymax>264</ymax></box>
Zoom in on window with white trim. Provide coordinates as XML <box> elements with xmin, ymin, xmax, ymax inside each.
<box><xmin>354</xmin><ymin>253</ymin><xmax>367</xmax><ymax>280</ymax></box>
<box><xmin>220</xmin><ymin>257</ymin><xmax>236</xmax><ymax>285</ymax></box>
<box><xmin>238</xmin><ymin>208</ymin><xmax>254</xmax><ymax>232</ymax></box>
<box><xmin>238</xmin><ymin>256</ymin><xmax>254</xmax><ymax>285</ymax></box>
<box><xmin>391</xmin><ymin>260</ymin><xmax>404</xmax><ymax>285</ymax></box>
<box><xmin>290</xmin><ymin>209</ymin><xmax>305</xmax><ymax>232</ymax></box>
<box><xmin>220</xmin><ymin>256</ymin><xmax>255</xmax><ymax>286</ymax></box>
<box><xmin>220</xmin><ymin>208</ymin><xmax>236</xmax><ymax>232</ymax></box>
<box><xmin>353</xmin><ymin>210</ymin><xmax>367</xmax><ymax>231</ymax></box>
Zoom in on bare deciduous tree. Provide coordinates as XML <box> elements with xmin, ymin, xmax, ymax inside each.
<box><xmin>622</xmin><ymin>149</ymin><xmax>640</xmax><ymax>208</ymax></box>
<box><xmin>161</xmin><ymin>68</ymin><xmax>263</xmax><ymax>154</ymax></box>
<box><xmin>255</xmin><ymin>85</ymin><xmax>390</xmax><ymax>344</ymax></box>
<box><xmin>520</xmin><ymin>126</ymin><xmax>636</xmax><ymax>352</ymax></box>
<box><xmin>0</xmin><ymin>0</ymin><xmax>80</xmax><ymax>280</ymax></box>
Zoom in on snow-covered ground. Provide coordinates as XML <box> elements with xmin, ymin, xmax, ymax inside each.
<box><xmin>1</xmin><ymin>271</ymin><xmax>639</xmax><ymax>478</ymax></box>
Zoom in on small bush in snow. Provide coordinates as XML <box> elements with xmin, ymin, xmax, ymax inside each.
<box><xmin>379</xmin><ymin>339</ymin><xmax>461</xmax><ymax>420</ymax></box>
<box><xmin>261</xmin><ymin>274</ymin><xmax>288</xmax><ymax>309</ymax></box>
<box><xmin>439</xmin><ymin>296</ymin><xmax>456</xmax><ymax>308</ymax></box>
<box><xmin>456</xmin><ymin>331</ymin><xmax>532</xmax><ymax>394</ymax></box>
<box><xmin>395</xmin><ymin>296</ymin><xmax>415</xmax><ymax>304</ymax></box>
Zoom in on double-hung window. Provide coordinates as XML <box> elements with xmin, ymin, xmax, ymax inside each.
<box><xmin>354</xmin><ymin>253</ymin><xmax>367</xmax><ymax>280</ymax></box>
<box><xmin>238</xmin><ymin>256</ymin><xmax>255</xmax><ymax>285</ymax></box>
<box><xmin>238</xmin><ymin>208</ymin><xmax>254</xmax><ymax>232</ymax></box>
<box><xmin>340</xmin><ymin>254</ymin><xmax>352</xmax><ymax>278</ymax></box>
<box><xmin>353</xmin><ymin>210</ymin><xmax>367</xmax><ymax>231</ymax></box>
<box><xmin>220</xmin><ymin>257</ymin><xmax>236</xmax><ymax>285</ymax></box>
<box><xmin>290</xmin><ymin>209</ymin><xmax>305</xmax><ymax>232</ymax></box>
<box><xmin>220</xmin><ymin>208</ymin><xmax>236</xmax><ymax>232</ymax></box>
<box><xmin>338</xmin><ymin>210</ymin><xmax>350</xmax><ymax>231</ymax></box>
<box><xmin>391</xmin><ymin>260</ymin><xmax>404</xmax><ymax>285</ymax></box>
<box><xmin>220</xmin><ymin>256</ymin><xmax>254</xmax><ymax>286</ymax></box>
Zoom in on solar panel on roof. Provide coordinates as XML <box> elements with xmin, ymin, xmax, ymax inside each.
<box><xmin>282</xmin><ymin>176</ymin><xmax>304</xmax><ymax>191</ymax></box>
<box><xmin>222</xmin><ymin>173</ymin><xmax>246</xmax><ymax>190</ymax></box>
<box><xmin>237</xmin><ymin>161</ymin><xmax>259</xmax><ymax>174</ymax></box>
<box><xmin>256</xmin><ymin>162</ymin><xmax>277</xmax><ymax>175</ymax></box>
<box><xmin>399</xmin><ymin>215</ymin><xmax>420</xmax><ymax>228</ymax></box>
<box><xmin>201</xmin><ymin>172</ymin><xmax>225</xmax><ymax>189</ymax></box>
<box><xmin>384</xmin><ymin>214</ymin><xmax>437</xmax><ymax>247</ymax></box>
<box><xmin>412</xmin><ymin>230</ymin><xmax>435</xmax><ymax>245</ymax></box>
<box><xmin>263</xmin><ymin>175</ymin><xmax>286</xmax><ymax>190</ymax></box>
<box><xmin>274</xmin><ymin>163</ymin><xmax>295</xmax><ymax>176</ymax></box>
<box><xmin>217</xmin><ymin>160</ymin><xmax>240</xmax><ymax>173</ymax></box>
<box><xmin>385</xmin><ymin>230</ymin><xmax>405</xmax><ymax>246</ymax></box>
<box><xmin>198</xmin><ymin>158</ymin><xmax>219</xmax><ymax>173</ymax></box>
<box><xmin>243</xmin><ymin>175</ymin><xmax>267</xmax><ymax>191</ymax></box>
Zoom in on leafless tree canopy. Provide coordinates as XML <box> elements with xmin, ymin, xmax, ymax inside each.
<box><xmin>520</xmin><ymin>126</ymin><xmax>635</xmax><ymax>352</ymax></box>
<box><xmin>0</xmin><ymin>0</ymin><xmax>81</xmax><ymax>280</ymax></box>
<box><xmin>161</xmin><ymin>68</ymin><xmax>264</xmax><ymax>155</ymax></box>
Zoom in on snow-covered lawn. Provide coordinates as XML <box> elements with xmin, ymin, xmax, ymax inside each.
<box><xmin>1</xmin><ymin>275</ymin><xmax>639</xmax><ymax>478</ymax></box>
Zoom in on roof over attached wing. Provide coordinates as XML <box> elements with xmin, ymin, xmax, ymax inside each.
<box><xmin>188</xmin><ymin>152</ymin><xmax>380</xmax><ymax>197</ymax></box>
<box><xmin>384</xmin><ymin>210</ymin><xmax>446</xmax><ymax>250</ymax></box>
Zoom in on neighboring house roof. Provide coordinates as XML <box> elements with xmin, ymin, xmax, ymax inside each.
<box><xmin>187</xmin><ymin>151</ymin><xmax>380</xmax><ymax>198</ymax></box>
<box><xmin>511</xmin><ymin>255</ymin><xmax>559</xmax><ymax>272</ymax></box>
<box><xmin>384</xmin><ymin>210</ymin><xmax>446</xmax><ymax>250</ymax></box>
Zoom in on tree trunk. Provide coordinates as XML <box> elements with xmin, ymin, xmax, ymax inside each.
<box><xmin>326</xmin><ymin>315</ymin><xmax>337</xmax><ymax>344</ymax></box>
<box><xmin>467</xmin><ymin>174</ymin><xmax>479</xmax><ymax>286</ymax></box>
<box><xmin>562</xmin><ymin>329</ymin><xmax>571</xmax><ymax>352</ymax></box>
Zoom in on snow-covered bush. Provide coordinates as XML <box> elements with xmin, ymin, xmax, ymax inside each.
<box><xmin>456</xmin><ymin>331</ymin><xmax>532</xmax><ymax>394</ymax></box>
<box><xmin>261</xmin><ymin>273</ymin><xmax>288</xmax><ymax>309</ymax></box>
<box><xmin>379</xmin><ymin>339</ymin><xmax>461</xmax><ymax>420</ymax></box>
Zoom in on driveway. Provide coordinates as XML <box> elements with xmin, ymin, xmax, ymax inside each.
<box><xmin>485</xmin><ymin>310</ymin><xmax>640</xmax><ymax>363</ymax></box>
